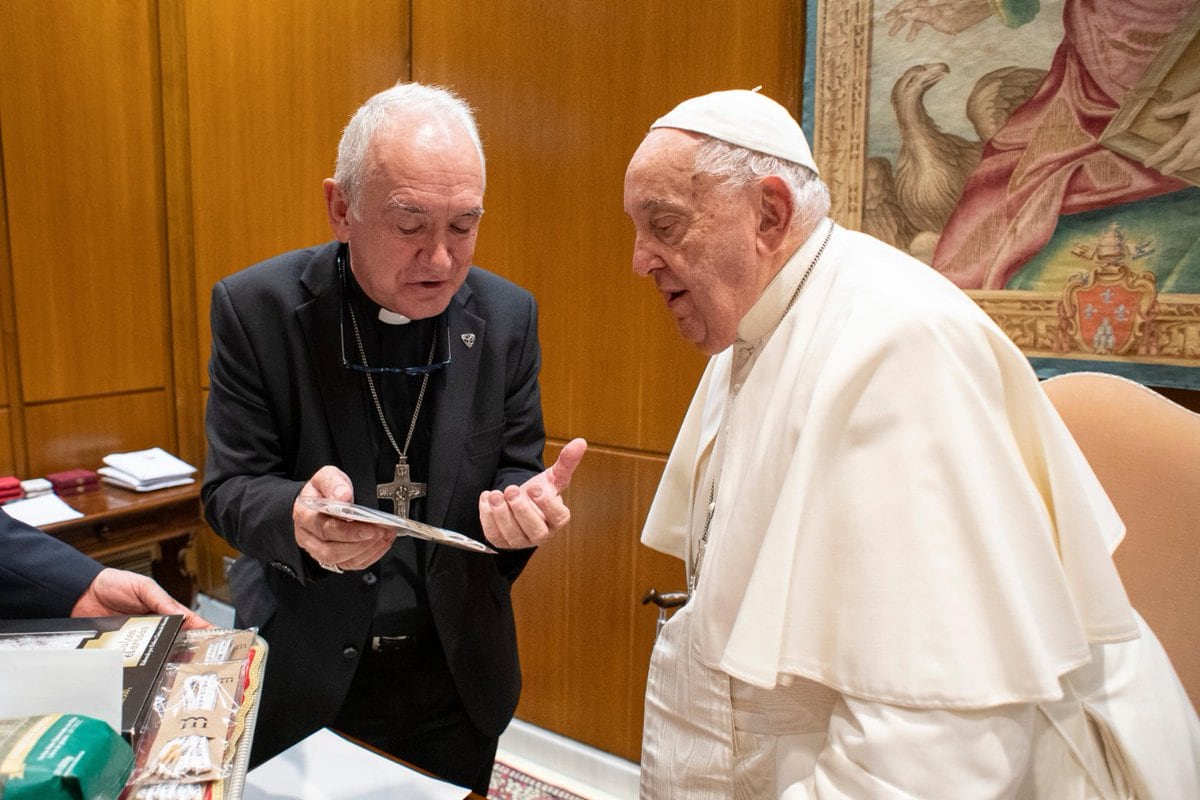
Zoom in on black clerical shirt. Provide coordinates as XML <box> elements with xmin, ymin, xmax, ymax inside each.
<box><xmin>345</xmin><ymin>271</ymin><xmax>438</xmax><ymax>637</ymax></box>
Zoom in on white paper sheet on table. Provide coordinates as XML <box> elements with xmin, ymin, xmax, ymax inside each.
<box><xmin>242</xmin><ymin>727</ymin><xmax>470</xmax><ymax>800</ymax></box>
<box><xmin>2</xmin><ymin>493</ymin><xmax>84</xmax><ymax>526</ymax></box>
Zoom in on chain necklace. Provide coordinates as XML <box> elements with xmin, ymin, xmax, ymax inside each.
<box><xmin>779</xmin><ymin>220</ymin><xmax>834</xmax><ymax>324</ymax></box>
<box><xmin>345</xmin><ymin>302</ymin><xmax>435</xmax><ymax>517</ymax></box>
<box><xmin>688</xmin><ymin>221</ymin><xmax>835</xmax><ymax>597</ymax></box>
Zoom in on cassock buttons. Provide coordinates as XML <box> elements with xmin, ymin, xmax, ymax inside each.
<box><xmin>362</xmin><ymin>572</ymin><xmax>378</xmax><ymax>586</ymax></box>
<box><xmin>342</xmin><ymin>646</ymin><xmax>358</xmax><ymax>660</ymax></box>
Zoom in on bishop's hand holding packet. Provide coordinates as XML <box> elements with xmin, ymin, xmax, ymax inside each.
<box><xmin>298</xmin><ymin>496</ymin><xmax>497</xmax><ymax>554</ymax></box>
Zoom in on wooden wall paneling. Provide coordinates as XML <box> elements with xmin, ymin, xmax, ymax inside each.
<box><xmin>559</xmin><ymin>446</ymin><xmax>638</xmax><ymax>758</ymax></box>
<box><xmin>0</xmin><ymin>1</ymin><xmax>170</xmax><ymax>407</ymax></box>
<box><xmin>0</xmin><ymin>292</ymin><xmax>5</xmax><ymax>419</ymax></box>
<box><xmin>24</xmin><ymin>391</ymin><xmax>171</xmax><ymax>477</ymax></box>
<box><xmin>181</xmin><ymin>0</ymin><xmax>411</xmax><ymax>393</ymax></box>
<box><xmin>0</xmin><ymin>410</ymin><xmax>13</xmax><ymax>477</ymax></box>
<box><xmin>510</xmin><ymin>535</ymin><xmax>572</xmax><ymax>724</ymax></box>
<box><xmin>0</xmin><ymin>140</ymin><xmax>25</xmax><ymax>478</ymax></box>
<box><xmin>158</xmin><ymin>0</ymin><xmax>204</xmax><ymax>468</ymax></box>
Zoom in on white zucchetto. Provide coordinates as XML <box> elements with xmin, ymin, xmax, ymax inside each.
<box><xmin>650</xmin><ymin>88</ymin><xmax>819</xmax><ymax>175</ymax></box>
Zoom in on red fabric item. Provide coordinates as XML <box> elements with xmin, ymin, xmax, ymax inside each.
<box><xmin>46</xmin><ymin>468</ymin><xmax>99</xmax><ymax>486</ymax></box>
<box><xmin>53</xmin><ymin>482</ymin><xmax>100</xmax><ymax>496</ymax></box>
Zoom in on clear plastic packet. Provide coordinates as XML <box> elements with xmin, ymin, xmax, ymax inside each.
<box><xmin>123</xmin><ymin>627</ymin><xmax>264</xmax><ymax>799</ymax></box>
<box><xmin>167</xmin><ymin>629</ymin><xmax>257</xmax><ymax>667</ymax></box>
<box><xmin>127</xmin><ymin>660</ymin><xmax>244</xmax><ymax>788</ymax></box>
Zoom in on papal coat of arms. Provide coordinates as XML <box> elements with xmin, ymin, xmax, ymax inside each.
<box><xmin>1058</xmin><ymin>222</ymin><xmax>1158</xmax><ymax>356</ymax></box>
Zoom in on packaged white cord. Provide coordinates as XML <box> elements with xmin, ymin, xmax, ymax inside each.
<box><xmin>127</xmin><ymin>660</ymin><xmax>243</xmax><ymax>788</ymax></box>
<box><xmin>132</xmin><ymin>780</ymin><xmax>207</xmax><ymax>799</ymax></box>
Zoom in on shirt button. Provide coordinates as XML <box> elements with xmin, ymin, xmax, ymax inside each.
<box><xmin>342</xmin><ymin>646</ymin><xmax>358</xmax><ymax>660</ymax></box>
<box><xmin>362</xmin><ymin>572</ymin><xmax>377</xmax><ymax>586</ymax></box>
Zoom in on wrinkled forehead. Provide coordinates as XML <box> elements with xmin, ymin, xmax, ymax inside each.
<box><xmin>374</xmin><ymin>116</ymin><xmax>482</xmax><ymax>168</ymax></box>
<box><xmin>624</xmin><ymin>129</ymin><xmax>718</xmax><ymax>213</ymax></box>
<box><xmin>627</xmin><ymin>128</ymin><xmax>702</xmax><ymax>176</ymax></box>
<box><xmin>364</xmin><ymin>120</ymin><xmax>485</xmax><ymax>195</ymax></box>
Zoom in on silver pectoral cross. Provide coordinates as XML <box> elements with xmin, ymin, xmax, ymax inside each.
<box><xmin>377</xmin><ymin>457</ymin><xmax>426</xmax><ymax>518</ymax></box>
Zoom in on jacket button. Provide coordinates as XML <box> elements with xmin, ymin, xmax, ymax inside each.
<box><xmin>362</xmin><ymin>572</ymin><xmax>377</xmax><ymax>586</ymax></box>
<box><xmin>343</xmin><ymin>646</ymin><xmax>358</xmax><ymax>660</ymax></box>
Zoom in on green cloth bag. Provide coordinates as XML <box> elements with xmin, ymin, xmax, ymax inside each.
<box><xmin>0</xmin><ymin>714</ymin><xmax>133</xmax><ymax>800</ymax></box>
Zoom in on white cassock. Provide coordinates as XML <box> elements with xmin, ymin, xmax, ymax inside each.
<box><xmin>640</xmin><ymin>220</ymin><xmax>1200</xmax><ymax>799</ymax></box>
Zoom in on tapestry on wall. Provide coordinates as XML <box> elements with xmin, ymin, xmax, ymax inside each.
<box><xmin>806</xmin><ymin>0</ymin><xmax>1200</xmax><ymax>389</ymax></box>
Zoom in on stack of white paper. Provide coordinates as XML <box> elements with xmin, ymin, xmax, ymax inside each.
<box><xmin>98</xmin><ymin>447</ymin><xmax>197</xmax><ymax>492</ymax></box>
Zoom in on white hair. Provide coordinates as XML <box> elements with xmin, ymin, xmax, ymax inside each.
<box><xmin>333</xmin><ymin>82</ymin><xmax>486</xmax><ymax>216</ymax></box>
<box><xmin>692</xmin><ymin>137</ymin><xmax>830</xmax><ymax>234</ymax></box>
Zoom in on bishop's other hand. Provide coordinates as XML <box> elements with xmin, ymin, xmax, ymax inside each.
<box><xmin>479</xmin><ymin>438</ymin><xmax>588</xmax><ymax>550</ymax></box>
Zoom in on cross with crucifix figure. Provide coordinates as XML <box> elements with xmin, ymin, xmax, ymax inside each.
<box><xmin>377</xmin><ymin>457</ymin><xmax>426</xmax><ymax>518</ymax></box>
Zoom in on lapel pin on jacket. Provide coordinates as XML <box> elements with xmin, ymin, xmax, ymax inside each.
<box><xmin>461</xmin><ymin>333</ymin><xmax>476</xmax><ymax>348</ymax></box>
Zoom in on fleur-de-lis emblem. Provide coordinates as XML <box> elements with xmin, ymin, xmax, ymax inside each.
<box><xmin>461</xmin><ymin>333</ymin><xmax>476</xmax><ymax>348</ymax></box>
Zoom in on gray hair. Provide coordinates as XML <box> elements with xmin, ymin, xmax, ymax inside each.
<box><xmin>692</xmin><ymin>137</ymin><xmax>830</xmax><ymax>235</ymax></box>
<box><xmin>333</xmin><ymin>82</ymin><xmax>486</xmax><ymax>217</ymax></box>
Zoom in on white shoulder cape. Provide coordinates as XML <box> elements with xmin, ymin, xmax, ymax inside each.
<box><xmin>642</xmin><ymin>226</ymin><xmax>1138</xmax><ymax>707</ymax></box>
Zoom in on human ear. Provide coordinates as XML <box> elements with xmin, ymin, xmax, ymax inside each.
<box><xmin>323</xmin><ymin>178</ymin><xmax>352</xmax><ymax>242</ymax></box>
<box><xmin>757</xmin><ymin>176</ymin><xmax>794</xmax><ymax>253</ymax></box>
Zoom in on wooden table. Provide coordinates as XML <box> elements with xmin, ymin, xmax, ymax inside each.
<box><xmin>41</xmin><ymin>482</ymin><xmax>201</xmax><ymax>605</ymax></box>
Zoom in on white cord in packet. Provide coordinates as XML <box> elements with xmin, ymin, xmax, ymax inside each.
<box><xmin>203</xmin><ymin>636</ymin><xmax>232</xmax><ymax>663</ymax></box>
<box><xmin>135</xmin><ymin>781</ymin><xmax>205</xmax><ymax>800</ymax></box>
<box><xmin>144</xmin><ymin>672</ymin><xmax>230</xmax><ymax>782</ymax></box>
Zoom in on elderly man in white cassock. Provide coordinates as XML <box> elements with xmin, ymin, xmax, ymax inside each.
<box><xmin>624</xmin><ymin>89</ymin><xmax>1200</xmax><ymax>799</ymax></box>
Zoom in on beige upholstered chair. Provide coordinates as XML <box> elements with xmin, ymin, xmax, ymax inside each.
<box><xmin>1042</xmin><ymin>371</ymin><xmax>1200</xmax><ymax>712</ymax></box>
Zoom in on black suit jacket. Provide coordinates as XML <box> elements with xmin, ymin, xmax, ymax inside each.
<box><xmin>202</xmin><ymin>241</ymin><xmax>544</xmax><ymax>762</ymax></box>
<box><xmin>0</xmin><ymin>508</ymin><xmax>102</xmax><ymax>618</ymax></box>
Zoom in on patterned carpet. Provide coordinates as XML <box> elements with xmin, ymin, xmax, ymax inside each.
<box><xmin>488</xmin><ymin>760</ymin><xmax>591</xmax><ymax>800</ymax></box>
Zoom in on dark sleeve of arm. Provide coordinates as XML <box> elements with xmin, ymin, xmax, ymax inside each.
<box><xmin>493</xmin><ymin>291</ymin><xmax>547</xmax><ymax>581</ymax></box>
<box><xmin>0</xmin><ymin>509</ymin><xmax>103</xmax><ymax>618</ymax></box>
<box><xmin>201</xmin><ymin>280</ymin><xmax>309</xmax><ymax>581</ymax></box>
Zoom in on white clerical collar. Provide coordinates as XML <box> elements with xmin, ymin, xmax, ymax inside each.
<box><xmin>736</xmin><ymin>218</ymin><xmax>833</xmax><ymax>346</ymax></box>
<box><xmin>378</xmin><ymin>308</ymin><xmax>412</xmax><ymax>325</ymax></box>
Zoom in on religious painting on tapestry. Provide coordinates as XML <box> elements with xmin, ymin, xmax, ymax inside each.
<box><xmin>807</xmin><ymin>0</ymin><xmax>1200</xmax><ymax>389</ymax></box>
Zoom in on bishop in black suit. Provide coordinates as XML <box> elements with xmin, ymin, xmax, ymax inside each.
<box><xmin>202</xmin><ymin>82</ymin><xmax>585</xmax><ymax>794</ymax></box>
